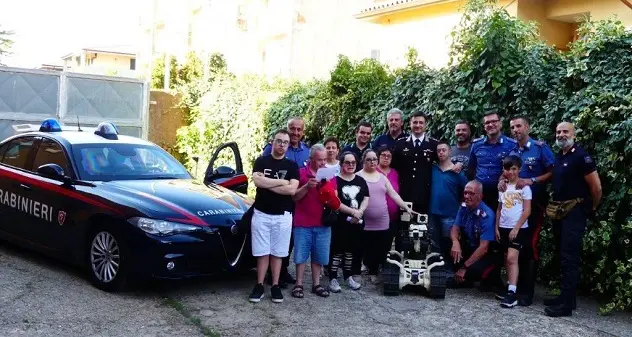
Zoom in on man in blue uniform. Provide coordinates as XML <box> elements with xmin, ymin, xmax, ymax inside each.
<box><xmin>449</xmin><ymin>180</ymin><xmax>501</xmax><ymax>286</ymax></box>
<box><xmin>501</xmin><ymin>115</ymin><xmax>555</xmax><ymax>306</ymax></box>
<box><xmin>372</xmin><ymin>108</ymin><xmax>409</xmax><ymax>150</ymax></box>
<box><xmin>544</xmin><ymin>122</ymin><xmax>602</xmax><ymax>317</ymax></box>
<box><xmin>262</xmin><ymin>117</ymin><xmax>310</xmax><ymax>169</ymax></box>
<box><xmin>468</xmin><ymin>109</ymin><xmax>516</xmax><ymax>211</ymax></box>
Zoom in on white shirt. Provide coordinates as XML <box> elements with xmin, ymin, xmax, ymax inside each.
<box><xmin>409</xmin><ymin>133</ymin><xmax>426</xmax><ymax>146</ymax></box>
<box><xmin>498</xmin><ymin>183</ymin><xmax>532</xmax><ymax>229</ymax></box>
<box><xmin>325</xmin><ymin>162</ymin><xmax>340</xmax><ymax>176</ymax></box>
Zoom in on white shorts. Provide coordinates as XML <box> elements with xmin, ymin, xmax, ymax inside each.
<box><xmin>251</xmin><ymin>209</ymin><xmax>293</xmax><ymax>257</ymax></box>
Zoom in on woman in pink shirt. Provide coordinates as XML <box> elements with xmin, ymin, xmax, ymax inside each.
<box><xmin>358</xmin><ymin>149</ymin><xmax>412</xmax><ymax>284</ymax></box>
<box><xmin>375</xmin><ymin>146</ymin><xmax>400</xmax><ymax>242</ymax></box>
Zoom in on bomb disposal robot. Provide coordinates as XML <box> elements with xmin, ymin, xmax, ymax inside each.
<box><xmin>383</xmin><ymin>203</ymin><xmax>449</xmax><ymax>298</ymax></box>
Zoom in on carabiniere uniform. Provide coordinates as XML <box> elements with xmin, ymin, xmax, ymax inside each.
<box><xmin>391</xmin><ymin>134</ymin><xmax>439</xmax><ymax>215</ymax></box>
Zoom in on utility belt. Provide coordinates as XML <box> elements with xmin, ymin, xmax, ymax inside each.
<box><xmin>546</xmin><ymin>198</ymin><xmax>584</xmax><ymax>220</ymax></box>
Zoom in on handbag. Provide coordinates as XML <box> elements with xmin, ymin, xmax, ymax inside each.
<box><xmin>321</xmin><ymin>205</ymin><xmax>338</xmax><ymax>227</ymax></box>
<box><xmin>546</xmin><ymin>198</ymin><xmax>583</xmax><ymax>220</ymax></box>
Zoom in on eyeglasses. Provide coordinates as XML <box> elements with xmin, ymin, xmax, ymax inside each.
<box><xmin>484</xmin><ymin>119</ymin><xmax>500</xmax><ymax>125</ymax></box>
<box><xmin>343</xmin><ymin>161</ymin><xmax>356</xmax><ymax>166</ymax></box>
<box><xmin>365</xmin><ymin>158</ymin><xmax>378</xmax><ymax>163</ymax></box>
<box><xmin>274</xmin><ymin>139</ymin><xmax>290</xmax><ymax>145</ymax></box>
<box><xmin>463</xmin><ymin>191</ymin><xmax>477</xmax><ymax>196</ymax></box>
<box><xmin>379</xmin><ymin>153</ymin><xmax>392</xmax><ymax>158</ymax></box>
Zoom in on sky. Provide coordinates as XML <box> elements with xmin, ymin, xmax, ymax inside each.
<box><xmin>0</xmin><ymin>0</ymin><xmax>142</xmax><ymax>68</ymax></box>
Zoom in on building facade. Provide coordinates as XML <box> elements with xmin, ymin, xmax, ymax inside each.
<box><xmin>137</xmin><ymin>0</ymin><xmax>632</xmax><ymax>81</ymax></box>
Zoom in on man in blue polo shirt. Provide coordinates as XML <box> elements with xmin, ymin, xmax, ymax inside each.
<box><xmin>372</xmin><ymin>108</ymin><xmax>409</xmax><ymax>150</ymax></box>
<box><xmin>262</xmin><ymin>117</ymin><xmax>310</xmax><ymax>169</ymax></box>
<box><xmin>500</xmin><ymin>115</ymin><xmax>555</xmax><ymax>306</ymax></box>
<box><xmin>449</xmin><ymin>180</ymin><xmax>501</xmax><ymax>287</ymax></box>
<box><xmin>468</xmin><ymin>109</ymin><xmax>516</xmax><ymax>211</ymax></box>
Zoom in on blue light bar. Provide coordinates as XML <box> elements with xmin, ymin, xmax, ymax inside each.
<box><xmin>39</xmin><ymin>119</ymin><xmax>62</xmax><ymax>132</ymax></box>
<box><xmin>94</xmin><ymin>122</ymin><xmax>119</xmax><ymax>140</ymax></box>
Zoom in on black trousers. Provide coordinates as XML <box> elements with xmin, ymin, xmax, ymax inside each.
<box><xmin>552</xmin><ymin>206</ymin><xmax>587</xmax><ymax>306</ymax></box>
<box><xmin>363</xmin><ymin>230</ymin><xmax>391</xmax><ymax>276</ymax></box>
<box><xmin>453</xmin><ymin>236</ymin><xmax>503</xmax><ymax>283</ymax></box>
<box><xmin>328</xmin><ymin>222</ymin><xmax>364</xmax><ymax>279</ymax></box>
<box><xmin>517</xmin><ymin>202</ymin><xmax>545</xmax><ymax>300</ymax></box>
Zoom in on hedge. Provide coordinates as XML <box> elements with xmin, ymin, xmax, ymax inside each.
<box><xmin>175</xmin><ymin>0</ymin><xmax>632</xmax><ymax>312</ymax></box>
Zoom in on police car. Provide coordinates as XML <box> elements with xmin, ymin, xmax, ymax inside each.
<box><xmin>0</xmin><ymin>119</ymin><xmax>254</xmax><ymax>291</ymax></box>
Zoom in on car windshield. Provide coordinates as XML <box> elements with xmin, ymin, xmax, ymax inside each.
<box><xmin>72</xmin><ymin>143</ymin><xmax>192</xmax><ymax>181</ymax></box>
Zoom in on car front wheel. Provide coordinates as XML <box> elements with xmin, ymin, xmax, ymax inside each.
<box><xmin>87</xmin><ymin>226</ymin><xmax>130</xmax><ymax>292</ymax></box>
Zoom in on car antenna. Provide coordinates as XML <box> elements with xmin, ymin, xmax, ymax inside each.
<box><xmin>77</xmin><ymin>116</ymin><xmax>82</xmax><ymax>132</ymax></box>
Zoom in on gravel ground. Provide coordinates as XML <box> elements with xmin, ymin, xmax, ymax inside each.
<box><xmin>1</xmin><ymin>241</ymin><xmax>630</xmax><ymax>337</ymax></box>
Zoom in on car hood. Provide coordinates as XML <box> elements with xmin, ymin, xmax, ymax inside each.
<box><xmin>97</xmin><ymin>179</ymin><xmax>252</xmax><ymax>226</ymax></box>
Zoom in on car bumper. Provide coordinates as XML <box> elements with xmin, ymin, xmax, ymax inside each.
<box><xmin>128</xmin><ymin>227</ymin><xmax>254</xmax><ymax>279</ymax></box>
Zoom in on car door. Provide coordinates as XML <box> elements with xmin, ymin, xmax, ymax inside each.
<box><xmin>25</xmin><ymin>137</ymin><xmax>77</xmax><ymax>251</ymax></box>
<box><xmin>0</xmin><ymin>136</ymin><xmax>38</xmax><ymax>240</ymax></box>
<box><xmin>203</xmin><ymin>142</ymin><xmax>248</xmax><ymax>194</ymax></box>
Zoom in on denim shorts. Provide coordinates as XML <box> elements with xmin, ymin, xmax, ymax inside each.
<box><xmin>293</xmin><ymin>226</ymin><xmax>331</xmax><ymax>265</ymax></box>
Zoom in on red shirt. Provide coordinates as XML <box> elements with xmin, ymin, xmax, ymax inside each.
<box><xmin>293</xmin><ymin>167</ymin><xmax>325</xmax><ymax>227</ymax></box>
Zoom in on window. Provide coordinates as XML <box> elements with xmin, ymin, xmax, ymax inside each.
<box><xmin>0</xmin><ymin>137</ymin><xmax>35</xmax><ymax>170</ymax></box>
<box><xmin>32</xmin><ymin>139</ymin><xmax>70</xmax><ymax>176</ymax></box>
<box><xmin>73</xmin><ymin>144</ymin><xmax>191</xmax><ymax>181</ymax></box>
<box><xmin>130</xmin><ymin>58</ymin><xmax>136</xmax><ymax>70</ymax></box>
<box><xmin>370</xmin><ymin>49</ymin><xmax>380</xmax><ymax>61</ymax></box>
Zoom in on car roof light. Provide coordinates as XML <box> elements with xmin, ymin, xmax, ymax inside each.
<box><xmin>39</xmin><ymin>119</ymin><xmax>62</xmax><ymax>132</ymax></box>
<box><xmin>94</xmin><ymin>122</ymin><xmax>119</xmax><ymax>140</ymax></box>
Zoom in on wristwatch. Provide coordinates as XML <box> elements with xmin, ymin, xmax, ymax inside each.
<box><xmin>531</xmin><ymin>177</ymin><xmax>537</xmax><ymax>184</ymax></box>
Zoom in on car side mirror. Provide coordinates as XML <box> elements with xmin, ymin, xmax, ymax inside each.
<box><xmin>37</xmin><ymin>164</ymin><xmax>67</xmax><ymax>181</ymax></box>
<box><xmin>212</xmin><ymin>166</ymin><xmax>236</xmax><ymax>179</ymax></box>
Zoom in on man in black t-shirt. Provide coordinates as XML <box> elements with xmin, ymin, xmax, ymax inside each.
<box><xmin>248</xmin><ymin>129</ymin><xmax>300</xmax><ymax>304</ymax></box>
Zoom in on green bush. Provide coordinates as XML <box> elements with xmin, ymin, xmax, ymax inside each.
<box><xmin>175</xmin><ymin>0</ymin><xmax>632</xmax><ymax>312</ymax></box>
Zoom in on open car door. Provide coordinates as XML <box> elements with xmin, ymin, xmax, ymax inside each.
<box><xmin>204</xmin><ymin>142</ymin><xmax>248</xmax><ymax>194</ymax></box>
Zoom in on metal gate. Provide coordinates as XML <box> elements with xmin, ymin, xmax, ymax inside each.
<box><xmin>0</xmin><ymin>66</ymin><xmax>149</xmax><ymax>140</ymax></box>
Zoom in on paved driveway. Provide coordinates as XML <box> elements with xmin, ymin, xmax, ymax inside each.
<box><xmin>0</xmin><ymin>242</ymin><xmax>630</xmax><ymax>337</ymax></box>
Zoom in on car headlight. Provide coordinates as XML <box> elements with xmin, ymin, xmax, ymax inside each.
<box><xmin>128</xmin><ymin>217</ymin><xmax>202</xmax><ymax>236</ymax></box>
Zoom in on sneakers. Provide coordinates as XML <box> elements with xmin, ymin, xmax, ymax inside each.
<box><xmin>248</xmin><ymin>283</ymin><xmax>283</xmax><ymax>303</ymax></box>
<box><xmin>346</xmin><ymin>276</ymin><xmax>361</xmax><ymax>290</ymax></box>
<box><xmin>500</xmin><ymin>291</ymin><xmax>518</xmax><ymax>308</ymax></box>
<box><xmin>328</xmin><ymin>278</ymin><xmax>342</xmax><ymax>293</ymax></box>
<box><xmin>271</xmin><ymin>285</ymin><xmax>284</xmax><ymax>303</ymax></box>
<box><xmin>248</xmin><ymin>283</ymin><xmax>264</xmax><ymax>303</ymax></box>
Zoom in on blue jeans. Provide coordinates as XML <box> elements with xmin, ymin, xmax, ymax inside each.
<box><xmin>293</xmin><ymin>226</ymin><xmax>331</xmax><ymax>265</ymax></box>
<box><xmin>429</xmin><ymin>214</ymin><xmax>456</xmax><ymax>275</ymax></box>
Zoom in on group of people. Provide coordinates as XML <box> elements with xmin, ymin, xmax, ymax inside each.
<box><xmin>247</xmin><ymin>108</ymin><xmax>602</xmax><ymax>318</ymax></box>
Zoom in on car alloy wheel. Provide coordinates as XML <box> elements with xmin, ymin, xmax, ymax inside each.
<box><xmin>90</xmin><ymin>231</ymin><xmax>121</xmax><ymax>283</ymax></box>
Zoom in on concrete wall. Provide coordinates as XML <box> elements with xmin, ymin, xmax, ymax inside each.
<box><xmin>545</xmin><ymin>0</ymin><xmax>632</xmax><ymax>26</ymax></box>
<box><xmin>148</xmin><ymin>90</ymin><xmax>186</xmax><ymax>155</ymax></box>
<box><xmin>518</xmin><ymin>0</ymin><xmax>575</xmax><ymax>50</ymax></box>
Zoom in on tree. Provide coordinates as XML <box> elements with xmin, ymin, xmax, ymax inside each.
<box><xmin>0</xmin><ymin>25</ymin><xmax>14</xmax><ymax>65</ymax></box>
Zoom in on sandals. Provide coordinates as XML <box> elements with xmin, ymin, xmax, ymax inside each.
<box><xmin>291</xmin><ymin>285</ymin><xmax>304</xmax><ymax>298</ymax></box>
<box><xmin>312</xmin><ymin>285</ymin><xmax>330</xmax><ymax>297</ymax></box>
<box><xmin>291</xmin><ymin>284</ymin><xmax>330</xmax><ymax>298</ymax></box>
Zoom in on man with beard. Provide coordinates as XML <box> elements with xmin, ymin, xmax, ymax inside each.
<box><xmin>342</xmin><ymin>121</ymin><xmax>373</xmax><ymax>172</ymax></box>
<box><xmin>468</xmin><ymin>109</ymin><xmax>516</xmax><ymax>212</ymax></box>
<box><xmin>497</xmin><ymin>115</ymin><xmax>555</xmax><ymax>306</ymax></box>
<box><xmin>373</xmin><ymin>108</ymin><xmax>409</xmax><ymax>150</ymax></box>
<box><xmin>262</xmin><ymin>117</ymin><xmax>310</xmax><ymax>169</ymax></box>
<box><xmin>544</xmin><ymin>122</ymin><xmax>602</xmax><ymax>317</ymax></box>
<box><xmin>451</xmin><ymin>120</ymin><xmax>473</xmax><ymax>174</ymax></box>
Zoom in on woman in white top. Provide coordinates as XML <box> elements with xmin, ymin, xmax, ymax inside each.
<box><xmin>324</xmin><ymin>136</ymin><xmax>341</xmax><ymax>175</ymax></box>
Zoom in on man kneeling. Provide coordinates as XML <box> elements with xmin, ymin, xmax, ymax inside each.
<box><xmin>449</xmin><ymin>180</ymin><xmax>502</xmax><ymax>288</ymax></box>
